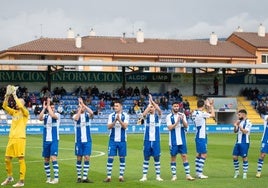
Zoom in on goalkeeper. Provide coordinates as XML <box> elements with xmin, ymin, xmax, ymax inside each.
<box><xmin>1</xmin><ymin>85</ymin><xmax>29</xmax><ymax>187</ymax></box>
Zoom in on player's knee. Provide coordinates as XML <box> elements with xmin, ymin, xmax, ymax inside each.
<box><xmin>154</xmin><ymin>156</ymin><xmax>160</xmax><ymax>162</ymax></box>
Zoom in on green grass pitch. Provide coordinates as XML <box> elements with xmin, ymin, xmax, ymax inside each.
<box><xmin>0</xmin><ymin>132</ymin><xmax>267</xmax><ymax>188</ymax></box>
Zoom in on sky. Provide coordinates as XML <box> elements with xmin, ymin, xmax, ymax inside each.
<box><xmin>0</xmin><ymin>0</ymin><xmax>267</xmax><ymax>50</ymax></box>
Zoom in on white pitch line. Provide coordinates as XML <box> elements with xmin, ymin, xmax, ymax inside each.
<box><xmin>0</xmin><ymin>147</ymin><xmax>106</xmax><ymax>165</ymax></box>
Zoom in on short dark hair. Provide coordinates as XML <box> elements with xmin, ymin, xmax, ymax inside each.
<box><xmin>238</xmin><ymin>109</ymin><xmax>247</xmax><ymax>114</ymax></box>
<box><xmin>197</xmin><ymin>99</ymin><xmax>205</xmax><ymax>108</ymax></box>
<box><xmin>113</xmin><ymin>100</ymin><xmax>122</xmax><ymax>105</ymax></box>
<box><xmin>172</xmin><ymin>101</ymin><xmax>180</xmax><ymax>105</ymax></box>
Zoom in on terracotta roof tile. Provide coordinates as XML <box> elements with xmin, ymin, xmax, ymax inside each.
<box><xmin>5</xmin><ymin>36</ymin><xmax>255</xmax><ymax>58</ymax></box>
<box><xmin>231</xmin><ymin>32</ymin><xmax>268</xmax><ymax>48</ymax></box>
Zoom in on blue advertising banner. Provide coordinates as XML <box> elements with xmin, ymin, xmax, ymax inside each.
<box><xmin>0</xmin><ymin>125</ymin><xmax>263</xmax><ymax>135</ymax></box>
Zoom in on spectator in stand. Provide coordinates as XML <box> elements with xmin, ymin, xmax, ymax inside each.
<box><xmin>257</xmin><ymin>101</ymin><xmax>267</xmax><ymax>117</ymax></box>
<box><xmin>30</xmin><ymin>93</ymin><xmax>37</xmax><ymax>106</ymax></box>
<box><xmin>85</xmin><ymin>86</ymin><xmax>92</xmax><ymax>97</ymax></box>
<box><xmin>91</xmin><ymin>85</ymin><xmax>99</xmax><ymax>97</ymax></box>
<box><xmin>98</xmin><ymin>98</ymin><xmax>106</xmax><ymax>114</ymax></box>
<box><xmin>53</xmin><ymin>87</ymin><xmax>61</xmax><ymax>96</ymax></box>
<box><xmin>183</xmin><ymin>99</ymin><xmax>190</xmax><ymax>111</ymax></box>
<box><xmin>160</xmin><ymin>95</ymin><xmax>169</xmax><ymax>110</ymax></box>
<box><xmin>129</xmin><ymin>100</ymin><xmax>141</xmax><ymax>115</ymax></box>
<box><xmin>126</xmin><ymin>86</ymin><xmax>133</xmax><ymax>97</ymax></box>
<box><xmin>34</xmin><ymin>105</ymin><xmax>42</xmax><ymax>116</ymax></box>
<box><xmin>133</xmin><ymin>86</ymin><xmax>140</xmax><ymax>96</ymax></box>
<box><xmin>57</xmin><ymin>102</ymin><xmax>64</xmax><ymax>115</ymax></box>
<box><xmin>141</xmin><ymin>86</ymin><xmax>149</xmax><ymax>97</ymax></box>
<box><xmin>40</xmin><ymin>86</ymin><xmax>51</xmax><ymax>103</ymax></box>
<box><xmin>117</xmin><ymin>86</ymin><xmax>126</xmax><ymax>98</ymax></box>
<box><xmin>59</xmin><ymin>87</ymin><xmax>67</xmax><ymax>96</ymax></box>
<box><xmin>74</xmin><ymin>86</ymin><xmax>83</xmax><ymax>96</ymax></box>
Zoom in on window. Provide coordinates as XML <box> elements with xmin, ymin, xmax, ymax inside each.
<box><xmin>261</xmin><ymin>54</ymin><xmax>268</xmax><ymax>64</ymax></box>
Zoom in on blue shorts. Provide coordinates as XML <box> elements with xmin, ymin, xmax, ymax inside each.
<box><xmin>108</xmin><ymin>141</ymin><xmax>127</xmax><ymax>157</ymax></box>
<box><xmin>75</xmin><ymin>141</ymin><xmax>92</xmax><ymax>156</ymax></box>
<box><xmin>195</xmin><ymin>138</ymin><xmax>207</xmax><ymax>154</ymax></box>
<box><xmin>232</xmin><ymin>143</ymin><xmax>249</xmax><ymax>158</ymax></box>
<box><xmin>42</xmin><ymin>140</ymin><xmax>59</xmax><ymax>157</ymax></box>
<box><xmin>170</xmin><ymin>144</ymin><xmax>187</xmax><ymax>156</ymax></box>
<box><xmin>260</xmin><ymin>142</ymin><xmax>268</xmax><ymax>154</ymax></box>
<box><xmin>143</xmin><ymin>140</ymin><xmax>161</xmax><ymax>157</ymax></box>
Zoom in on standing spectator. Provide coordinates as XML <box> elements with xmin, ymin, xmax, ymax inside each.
<box><xmin>139</xmin><ymin>94</ymin><xmax>163</xmax><ymax>182</ymax></box>
<box><xmin>232</xmin><ymin>109</ymin><xmax>252</xmax><ymax>179</ymax></box>
<box><xmin>191</xmin><ymin>98</ymin><xmax>215</xmax><ymax>179</ymax></box>
<box><xmin>166</xmin><ymin>102</ymin><xmax>195</xmax><ymax>181</ymax></box>
<box><xmin>103</xmin><ymin>100</ymin><xmax>129</xmax><ymax>182</ymax></box>
<box><xmin>1</xmin><ymin>85</ymin><xmax>29</xmax><ymax>187</ymax></box>
<box><xmin>73</xmin><ymin>98</ymin><xmax>94</xmax><ymax>183</ymax></box>
<box><xmin>39</xmin><ymin>98</ymin><xmax>61</xmax><ymax>184</ymax></box>
<box><xmin>256</xmin><ymin>114</ymin><xmax>268</xmax><ymax>178</ymax></box>
<box><xmin>213</xmin><ymin>76</ymin><xmax>219</xmax><ymax>95</ymax></box>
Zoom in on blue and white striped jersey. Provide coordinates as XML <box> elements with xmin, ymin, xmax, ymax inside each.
<box><xmin>192</xmin><ymin>110</ymin><xmax>211</xmax><ymax>139</ymax></box>
<box><xmin>236</xmin><ymin>119</ymin><xmax>252</xmax><ymax>144</ymax></box>
<box><xmin>143</xmin><ymin>114</ymin><xmax>161</xmax><ymax>142</ymax></box>
<box><xmin>166</xmin><ymin>112</ymin><xmax>187</xmax><ymax>146</ymax></box>
<box><xmin>73</xmin><ymin>112</ymin><xmax>92</xmax><ymax>143</ymax></box>
<box><xmin>42</xmin><ymin>113</ymin><xmax>61</xmax><ymax>142</ymax></box>
<box><xmin>108</xmin><ymin>112</ymin><xmax>129</xmax><ymax>142</ymax></box>
<box><xmin>261</xmin><ymin>115</ymin><xmax>268</xmax><ymax>144</ymax></box>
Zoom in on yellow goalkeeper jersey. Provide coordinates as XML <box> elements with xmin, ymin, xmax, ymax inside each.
<box><xmin>2</xmin><ymin>98</ymin><xmax>29</xmax><ymax>139</ymax></box>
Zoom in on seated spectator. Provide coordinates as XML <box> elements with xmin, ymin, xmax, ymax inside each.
<box><xmin>141</xmin><ymin>85</ymin><xmax>149</xmax><ymax>97</ymax></box>
<box><xmin>60</xmin><ymin>86</ymin><xmax>67</xmax><ymax>96</ymax></box>
<box><xmin>74</xmin><ymin>86</ymin><xmax>83</xmax><ymax>96</ymax></box>
<box><xmin>133</xmin><ymin>86</ymin><xmax>140</xmax><ymax>96</ymax></box>
<box><xmin>183</xmin><ymin>99</ymin><xmax>190</xmax><ymax>110</ymax></box>
<box><xmin>98</xmin><ymin>98</ymin><xmax>106</xmax><ymax>113</ymax></box>
<box><xmin>30</xmin><ymin>93</ymin><xmax>37</xmax><ymax>106</ymax></box>
<box><xmin>129</xmin><ymin>100</ymin><xmax>141</xmax><ymax>114</ymax></box>
<box><xmin>160</xmin><ymin>95</ymin><xmax>169</xmax><ymax>110</ymax></box>
<box><xmin>91</xmin><ymin>85</ymin><xmax>99</xmax><ymax>97</ymax></box>
<box><xmin>57</xmin><ymin>102</ymin><xmax>64</xmax><ymax>115</ymax></box>
<box><xmin>34</xmin><ymin>105</ymin><xmax>42</xmax><ymax>116</ymax></box>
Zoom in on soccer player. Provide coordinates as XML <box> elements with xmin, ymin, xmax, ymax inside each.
<box><xmin>73</xmin><ymin>97</ymin><xmax>94</xmax><ymax>183</ymax></box>
<box><xmin>39</xmin><ymin>98</ymin><xmax>61</xmax><ymax>184</ymax></box>
<box><xmin>256</xmin><ymin>114</ymin><xmax>268</xmax><ymax>178</ymax></box>
<box><xmin>139</xmin><ymin>94</ymin><xmax>163</xmax><ymax>182</ymax></box>
<box><xmin>103</xmin><ymin>100</ymin><xmax>129</xmax><ymax>182</ymax></box>
<box><xmin>232</xmin><ymin>109</ymin><xmax>252</xmax><ymax>179</ymax></box>
<box><xmin>166</xmin><ymin>101</ymin><xmax>195</xmax><ymax>181</ymax></box>
<box><xmin>191</xmin><ymin>98</ymin><xmax>215</xmax><ymax>179</ymax></box>
<box><xmin>1</xmin><ymin>86</ymin><xmax>29</xmax><ymax>187</ymax></box>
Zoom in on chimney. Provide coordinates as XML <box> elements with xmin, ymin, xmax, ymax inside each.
<box><xmin>136</xmin><ymin>28</ymin><xmax>144</xmax><ymax>43</ymax></box>
<box><xmin>235</xmin><ymin>26</ymin><xmax>243</xmax><ymax>32</ymax></box>
<box><xmin>67</xmin><ymin>27</ymin><xmax>75</xmax><ymax>38</ymax></box>
<box><xmin>89</xmin><ymin>28</ymin><xmax>96</xmax><ymax>36</ymax></box>
<box><xmin>209</xmin><ymin>32</ymin><xmax>218</xmax><ymax>45</ymax></box>
<box><xmin>75</xmin><ymin>34</ymin><xmax>82</xmax><ymax>48</ymax></box>
<box><xmin>258</xmin><ymin>23</ymin><xmax>266</xmax><ymax>37</ymax></box>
